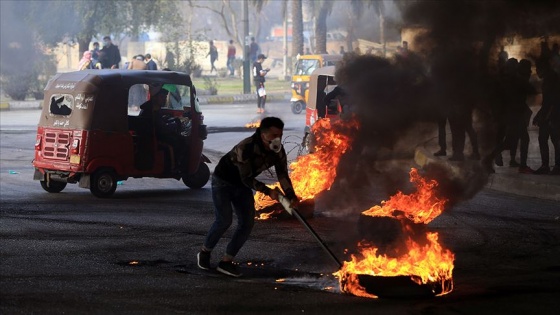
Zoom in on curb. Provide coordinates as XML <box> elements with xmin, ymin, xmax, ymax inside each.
<box><xmin>414</xmin><ymin>146</ymin><xmax>560</xmax><ymax>201</ymax></box>
<box><xmin>0</xmin><ymin>100</ymin><xmax>42</xmax><ymax>111</ymax></box>
<box><xmin>0</xmin><ymin>93</ymin><xmax>291</xmax><ymax>110</ymax></box>
<box><xmin>197</xmin><ymin>92</ymin><xmax>290</xmax><ymax>105</ymax></box>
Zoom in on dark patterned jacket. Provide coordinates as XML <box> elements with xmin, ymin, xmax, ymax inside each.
<box><xmin>213</xmin><ymin>130</ymin><xmax>296</xmax><ymax>200</ymax></box>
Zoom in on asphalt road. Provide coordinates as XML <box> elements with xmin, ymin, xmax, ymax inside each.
<box><xmin>1</xmin><ymin>104</ymin><xmax>559</xmax><ymax>314</ymax></box>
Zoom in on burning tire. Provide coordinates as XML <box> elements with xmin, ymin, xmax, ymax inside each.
<box><xmin>291</xmin><ymin>101</ymin><xmax>305</xmax><ymax>114</ymax></box>
<box><xmin>182</xmin><ymin>162</ymin><xmax>210</xmax><ymax>189</ymax></box>
<box><xmin>90</xmin><ymin>168</ymin><xmax>117</xmax><ymax>198</ymax></box>
<box><xmin>40</xmin><ymin>180</ymin><xmax>67</xmax><ymax>193</ymax></box>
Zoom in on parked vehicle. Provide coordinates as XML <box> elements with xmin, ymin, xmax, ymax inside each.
<box><xmin>290</xmin><ymin>54</ymin><xmax>342</xmax><ymax>114</ymax></box>
<box><xmin>33</xmin><ymin>70</ymin><xmax>210</xmax><ymax>197</ymax></box>
<box><xmin>302</xmin><ymin>66</ymin><xmax>342</xmax><ymax>152</ymax></box>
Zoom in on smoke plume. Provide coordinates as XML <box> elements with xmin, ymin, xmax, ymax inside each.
<box><xmin>322</xmin><ymin>0</ymin><xmax>560</xmax><ymax>213</ymax></box>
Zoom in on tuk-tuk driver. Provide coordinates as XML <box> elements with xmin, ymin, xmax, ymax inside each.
<box><xmin>139</xmin><ymin>86</ymin><xmax>184</xmax><ymax>164</ymax></box>
<box><xmin>197</xmin><ymin>117</ymin><xmax>299</xmax><ymax>277</ymax></box>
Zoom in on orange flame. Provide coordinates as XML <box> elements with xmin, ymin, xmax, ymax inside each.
<box><xmin>254</xmin><ymin>118</ymin><xmax>359</xmax><ymax>215</ymax></box>
<box><xmin>334</xmin><ymin>232</ymin><xmax>455</xmax><ymax>298</ymax></box>
<box><xmin>289</xmin><ymin>118</ymin><xmax>359</xmax><ymax>200</ymax></box>
<box><xmin>254</xmin><ymin>183</ymin><xmax>284</xmax><ymax>220</ymax></box>
<box><xmin>245</xmin><ymin>119</ymin><xmax>261</xmax><ymax>128</ymax></box>
<box><xmin>362</xmin><ymin>168</ymin><xmax>448</xmax><ymax>224</ymax></box>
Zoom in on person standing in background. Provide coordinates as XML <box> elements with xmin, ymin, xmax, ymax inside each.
<box><xmin>145</xmin><ymin>53</ymin><xmax>157</xmax><ymax>70</ymax></box>
<box><xmin>227</xmin><ymin>40</ymin><xmax>236</xmax><ymax>77</ymax></box>
<box><xmin>91</xmin><ymin>42</ymin><xmax>100</xmax><ymax>61</ymax></box>
<box><xmin>249</xmin><ymin>37</ymin><xmax>260</xmax><ymax>63</ymax></box>
<box><xmin>207</xmin><ymin>40</ymin><xmax>218</xmax><ymax>74</ymax></box>
<box><xmin>77</xmin><ymin>51</ymin><xmax>101</xmax><ymax>70</ymax></box>
<box><xmin>253</xmin><ymin>54</ymin><xmax>269</xmax><ymax>114</ymax></box>
<box><xmin>128</xmin><ymin>55</ymin><xmax>147</xmax><ymax>70</ymax></box>
<box><xmin>99</xmin><ymin>36</ymin><xmax>121</xmax><ymax>69</ymax></box>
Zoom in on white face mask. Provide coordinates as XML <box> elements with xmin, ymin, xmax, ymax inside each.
<box><xmin>269</xmin><ymin>137</ymin><xmax>282</xmax><ymax>153</ymax></box>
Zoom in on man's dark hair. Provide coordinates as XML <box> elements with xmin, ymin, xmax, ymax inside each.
<box><xmin>93</xmin><ymin>42</ymin><xmax>99</xmax><ymax>47</ymax></box>
<box><xmin>145</xmin><ymin>53</ymin><xmax>151</xmax><ymax>59</ymax></box>
<box><xmin>103</xmin><ymin>36</ymin><xmax>111</xmax><ymax>41</ymax></box>
<box><xmin>259</xmin><ymin>117</ymin><xmax>284</xmax><ymax>131</ymax></box>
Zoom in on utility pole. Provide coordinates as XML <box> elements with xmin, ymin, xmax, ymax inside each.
<box><xmin>283</xmin><ymin>1</ymin><xmax>289</xmax><ymax>80</ymax></box>
<box><xmin>243</xmin><ymin>0</ymin><xmax>251</xmax><ymax>94</ymax></box>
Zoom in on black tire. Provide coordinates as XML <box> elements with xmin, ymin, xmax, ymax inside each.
<box><xmin>90</xmin><ymin>169</ymin><xmax>117</xmax><ymax>198</ymax></box>
<box><xmin>40</xmin><ymin>180</ymin><xmax>67</xmax><ymax>193</ymax></box>
<box><xmin>291</xmin><ymin>101</ymin><xmax>305</xmax><ymax>114</ymax></box>
<box><xmin>182</xmin><ymin>162</ymin><xmax>210</xmax><ymax>189</ymax></box>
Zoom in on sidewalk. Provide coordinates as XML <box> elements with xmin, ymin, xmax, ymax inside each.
<box><xmin>0</xmin><ymin>92</ymin><xmax>290</xmax><ymax>111</ymax></box>
<box><xmin>414</xmin><ymin>124</ymin><xmax>560</xmax><ymax>201</ymax></box>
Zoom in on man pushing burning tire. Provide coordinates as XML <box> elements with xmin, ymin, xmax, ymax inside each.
<box><xmin>197</xmin><ymin>117</ymin><xmax>299</xmax><ymax>277</ymax></box>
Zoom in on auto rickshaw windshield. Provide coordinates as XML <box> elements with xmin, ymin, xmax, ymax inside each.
<box><xmin>295</xmin><ymin>59</ymin><xmax>320</xmax><ymax>75</ymax></box>
<box><xmin>128</xmin><ymin>83</ymin><xmax>195</xmax><ymax>112</ymax></box>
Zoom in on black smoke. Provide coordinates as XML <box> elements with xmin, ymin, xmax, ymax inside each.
<box><xmin>321</xmin><ymin>0</ymin><xmax>560</xmax><ymax>212</ymax></box>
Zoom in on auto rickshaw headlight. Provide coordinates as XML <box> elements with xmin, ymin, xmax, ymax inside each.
<box><xmin>35</xmin><ymin>136</ymin><xmax>42</xmax><ymax>150</ymax></box>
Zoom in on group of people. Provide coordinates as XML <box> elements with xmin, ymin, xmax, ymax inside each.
<box><xmin>207</xmin><ymin>38</ymin><xmax>268</xmax><ymax>113</ymax></box>
<box><xmin>206</xmin><ymin>37</ymin><xmax>261</xmax><ymax>76</ymax></box>
<box><xmin>434</xmin><ymin>39</ymin><xmax>560</xmax><ymax>175</ymax></box>
<box><xmin>78</xmin><ymin>36</ymin><xmax>122</xmax><ymax>70</ymax></box>
<box><xmin>78</xmin><ymin>36</ymin><xmax>158</xmax><ymax>71</ymax></box>
<box><xmin>489</xmin><ymin>40</ymin><xmax>559</xmax><ymax>175</ymax></box>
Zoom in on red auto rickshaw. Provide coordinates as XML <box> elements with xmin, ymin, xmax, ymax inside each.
<box><xmin>33</xmin><ymin>69</ymin><xmax>210</xmax><ymax>197</ymax></box>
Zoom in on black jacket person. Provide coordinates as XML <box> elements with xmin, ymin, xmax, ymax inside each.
<box><xmin>197</xmin><ymin>117</ymin><xmax>298</xmax><ymax>277</ymax></box>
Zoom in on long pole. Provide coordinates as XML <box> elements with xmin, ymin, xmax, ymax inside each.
<box><xmin>292</xmin><ymin>208</ymin><xmax>343</xmax><ymax>268</ymax></box>
<box><xmin>243</xmin><ymin>0</ymin><xmax>251</xmax><ymax>94</ymax></box>
<box><xmin>283</xmin><ymin>1</ymin><xmax>288</xmax><ymax>80</ymax></box>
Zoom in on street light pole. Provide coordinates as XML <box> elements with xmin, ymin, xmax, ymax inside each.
<box><xmin>243</xmin><ymin>0</ymin><xmax>251</xmax><ymax>94</ymax></box>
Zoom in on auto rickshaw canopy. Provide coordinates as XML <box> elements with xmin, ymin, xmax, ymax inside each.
<box><xmin>39</xmin><ymin>70</ymin><xmax>196</xmax><ymax>133</ymax></box>
<box><xmin>307</xmin><ymin>66</ymin><xmax>337</xmax><ymax>111</ymax></box>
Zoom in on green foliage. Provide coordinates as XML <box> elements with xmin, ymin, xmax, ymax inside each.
<box><xmin>202</xmin><ymin>76</ymin><xmax>219</xmax><ymax>95</ymax></box>
<box><xmin>164</xmin><ymin>41</ymin><xmax>203</xmax><ymax>77</ymax></box>
<box><xmin>1</xmin><ymin>72</ymin><xmax>34</xmax><ymax>101</ymax></box>
<box><xmin>29</xmin><ymin>52</ymin><xmax>58</xmax><ymax>100</ymax></box>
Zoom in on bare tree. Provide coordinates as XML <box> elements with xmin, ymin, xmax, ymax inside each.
<box><xmin>190</xmin><ymin>0</ymin><xmax>245</xmax><ymax>46</ymax></box>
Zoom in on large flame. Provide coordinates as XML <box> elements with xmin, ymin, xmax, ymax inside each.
<box><xmin>334</xmin><ymin>232</ymin><xmax>455</xmax><ymax>298</ymax></box>
<box><xmin>334</xmin><ymin>168</ymin><xmax>454</xmax><ymax>298</ymax></box>
<box><xmin>289</xmin><ymin>118</ymin><xmax>359</xmax><ymax>200</ymax></box>
<box><xmin>254</xmin><ymin>118</ymin><xmax>359</xmax><ymax>214</ymax></box>
<box><xmin>362</xmin><ymin>168</ymin><xmax>448</xmax><ymax>224</ymax></box>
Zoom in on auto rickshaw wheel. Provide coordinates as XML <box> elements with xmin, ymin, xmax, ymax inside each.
<box><xmin>40</xmin><ymin>180</ymin><xmax>67</xmax><ymax>193</ymax></box>
<box><xmin>291</xmin><ymin>101</ymin><xmax>305</xmax><ymax>114</ymax></box>
<box><xmin>90</xmin><ymin>169</ymin><xmax>117</xmax><ymax>198</ymax></box>
<box><xmin>182</xmin><ymin>162</ymin><xmax>210</xmax><ymax>189</ymax></box>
